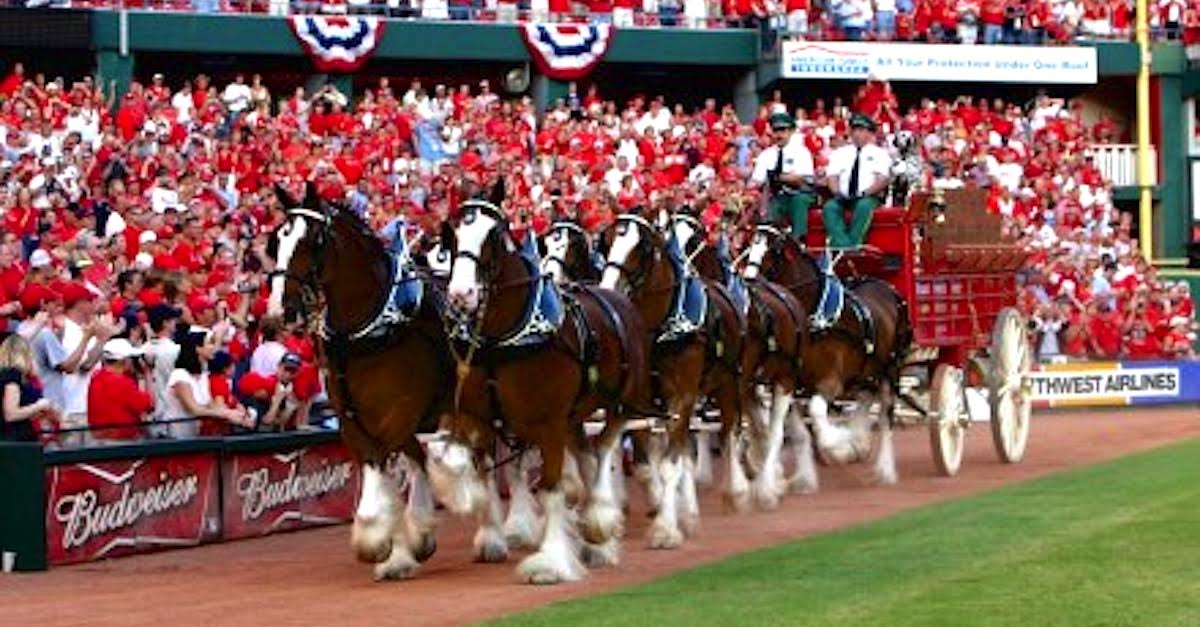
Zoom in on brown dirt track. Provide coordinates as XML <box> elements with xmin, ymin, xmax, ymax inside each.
<box><xmin>3</xmin><ymin>408</ymin><xmax>1196</xmax><ymax>627</ymax></box>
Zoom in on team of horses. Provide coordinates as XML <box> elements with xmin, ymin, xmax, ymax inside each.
<box><xmin>267</xmin><ymin>180</ymin><xmax>912</xmax><ymax>585</ymax></box>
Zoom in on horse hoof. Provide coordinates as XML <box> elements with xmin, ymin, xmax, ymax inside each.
<box><xmin>873</xmin><ymin>469</ymin><xmax>899</xmax><ymax>486</ymax></box>
<box><xmin>373</xmin><ymin>557</ymin><xmax>419</xmax><ymax>581</ymax></box>
<box><xmin>722</xmin><ymin>490</ymin><xmax>752</xmax><ymax>515</ymax></box>
<box><xmin>647</xmin><ymin>523</ymin><xmax>684</xmax><ymax>550</ymax></box>
<box><xmin>503</xmin><ymin>517</ymin><xmax>543</xmax><ymax>550</ymax></box>
<box><xmin>580</xmin><ymin>538</ymin><xmax>621</xmax><ymax>568</ymax></box>
<box><xmin>788</xmin><ymin>476</ymin><xmax>819</xmax><ymax>495</ymax></box>
<box><xmin>517</xmin><ymin>550</ymin><xmax>586</xmax><ymax>585</ymax></box>
<box><xmin>679</xmin><ymin>514</ymin><xmax>699</xmax><ymax>539</ymax></box>
<box><xmin>473</xmin><ymin>529</ymin><xmax>510</xmax><ymax>564</ymax></box>
<box><xmin>753</xmin><ymin>489</ymin><xmax>780</xmax><ymax>512</ymax></box>
<box><xmin>582</xmin><ymin>500</ymin><xmax>624</xmax><ymax>545</ymax></box>
<box><xmin>411</xmin><ymin>534</ymin><xmax>438</xmax><ymax>564</ymax></box>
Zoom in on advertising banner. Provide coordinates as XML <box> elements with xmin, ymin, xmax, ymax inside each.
<box><xmin>1030</xmin><ymin>360</ymin><xmax>1200</xmax><ymax>408</ymax></box>
<box><xmin>780</xmin><ymin>42</ymin><xmax>1098</xmax><ymax>84</ymax></box>
<box><xmin>222</xmin><ymin>442</ymin><xmax>359</xmax><ymax>540</ymax></box>
<box><xmin>44</xmin><ymin>453</ymin><xmax>221</xmax><ymax>565</ymax></box>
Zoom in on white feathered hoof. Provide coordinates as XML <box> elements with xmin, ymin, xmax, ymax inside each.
<box><xmin>752</xmin><ymin>483</ymin><xmax>781</xmax><ymax>511</ymax></box>
<box><xmin>580</xmin><ymin>537</ymin><xmax>621</xmax><ymax>568</ymax></box>
<box><xmin>647</xmin><ymin>520</ymin><xmax>684</xmax><ymax>550</ymax></box>
<box><xmin>788</xmin><ymin>474</ymin><xmax>819</xmax><ymax>495</ymax></box>
<box><xmin>679</xmin><ymin>512</ymin><xmax>699</xmax><ymax>539</ymax></box>
<box><xmin>350</xmin><ymin>517</ymin><xmax>393</xmax><ymax>564</ymax></box>
<box><xmin>503</xmin><ymin>508</ymin><xmax>543</xmax><ymax>550</ymax></box>
<box><xmin>372</xmin><ymin>546</ymin><xmax>419</xmax><ymax>581</ymax></box>
<box><xmin>473</xmin><ymin>526</ymin><xmax>510</xmax><ymax>563</ymax></box>
<box><xmin>411</xmin><ymin>532</ymin><xmax>438</xmax><ymax>564</ymax></box>
<box><xmin>722</xmin><ymin>489</ymin><xmax>752</xmax><ymax>514</ymax></box>
<box><xmin>517</xmin><ymin>549</ymin><xmax>586</xmax><ymax>585</ymax></box>
<box><xmin>581</xmin><ymin>499</ymin><xmax>624</xmax><ymax>545</ymax></box>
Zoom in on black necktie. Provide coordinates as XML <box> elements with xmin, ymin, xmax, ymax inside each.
<box><xmin>848</xmin><ymin>146</ymin><xmax>862</xmax><ymax>198</ymax></box>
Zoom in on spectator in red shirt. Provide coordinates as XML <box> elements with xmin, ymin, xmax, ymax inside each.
<box><xmin>87</xmin><ymin>338</ymin><xmax>154</xmax><ymax>444</ymax></box>
<box><xmin>237</xmin><ymin>352</ymin><xmax>317</xmax><ymax>432</ymax></box>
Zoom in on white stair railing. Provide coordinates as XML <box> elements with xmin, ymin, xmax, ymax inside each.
<box><xmin>1091</xmin><ymin>144</ymin><xmax>1158</xmax><ymax>188</ymax></box>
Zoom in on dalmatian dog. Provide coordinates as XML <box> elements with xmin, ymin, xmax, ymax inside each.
<box><xmin>888</xmin><ymin>130</ymin><xmax>924</xmax><ymax>207</ymax></box>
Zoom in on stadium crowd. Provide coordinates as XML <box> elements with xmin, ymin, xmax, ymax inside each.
<box><xmin>7</xmin><ymin>0</ymin><xmax>1200</xmax><ymax>44</ymax></box>
<box><xmin>0</xmin><ymin>60</ymin><xmax>1194</xmax><ymax>446</ymax></box>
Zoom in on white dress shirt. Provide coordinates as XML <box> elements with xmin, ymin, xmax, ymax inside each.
<box><xmin>750</xmin><ymin>134</ymin><xmax>815</xmax><ymax>187</ymax></box>
<box><xmin>827</xmin><ymin>142</ymin><xmax>892</xmax><ymax>198</ymax></box>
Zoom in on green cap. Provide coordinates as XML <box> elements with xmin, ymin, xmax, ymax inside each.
<box><xmin>849</xmin><ymin>113</ymin><xmax>877</xmax><ymax>131</ymax></box>
<box><xmin>768</xmin><ymin>112</ymin><xmax>795</xmax><ymax>131</ymax></box>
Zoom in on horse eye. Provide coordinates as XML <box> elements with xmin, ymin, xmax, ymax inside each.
<box><xmin>463</xmin><ymin>209</ymin><xmax>476</xmax><ymax>224</ymax></box>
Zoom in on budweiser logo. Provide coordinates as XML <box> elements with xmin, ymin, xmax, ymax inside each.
<box><xmin>54</xmin><ymin>472</ymin><xmax>201</xmax><ymax>550</ymax></box>
<box><xmin>236</xmin><ymin>459</ymin><xmax>354</xmax><ymax>521</ymax></box>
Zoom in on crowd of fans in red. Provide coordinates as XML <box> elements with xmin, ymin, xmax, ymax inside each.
<box><xmin>0</xmin><ymin>60</ymin><xmax>1194</xmax><ymax>445</ymax></box>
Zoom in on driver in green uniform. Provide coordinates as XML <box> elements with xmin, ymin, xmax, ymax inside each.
<box><xmin>750</xmin><ymin>112</ymin><xmax>817</xmax><ymax>239</ymax></box>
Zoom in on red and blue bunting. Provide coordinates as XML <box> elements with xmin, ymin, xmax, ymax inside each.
<box><xmin>518</xmin><ymin>23</ymin><xmax>615</xmax><ymax>82</ymax></box>
<box><xmin>288</xmin><ymin>16</ymin><xmax>386</xmax><ymax>73</ymax></box>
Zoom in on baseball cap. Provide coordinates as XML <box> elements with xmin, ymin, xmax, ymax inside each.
<box><xmin>102</xmin><ymin>338</ymin><xmax>144</xmax><ymax>361</ymax></box>
<box><xmin>147</xmin><ymin>303</ymin><xmax>183</xmax><ymax>327</ymax></box>
<box><xmin>29</xmin><ymin>249</ymin><xmax>53</xmax><ymax>269</ymax></box>
<box><xmin>19</xmin><ymin>284</ymin><xmax>60</xmax><ymax>315</ymax></box>
<box><xmin>280</xmin><ymin>352</ymin><xmax>303</xmax><ymax>370</ymax></box>
<box><xmin>61</xmin><ymin>282</ymin><xmax>98</xmax><ymax>307</ymax></box>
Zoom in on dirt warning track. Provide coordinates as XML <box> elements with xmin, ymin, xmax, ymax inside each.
<box><xmin>2</xmin><ymin>408</ymin><xmax>1196</xmax><ymax>627</ymax></box>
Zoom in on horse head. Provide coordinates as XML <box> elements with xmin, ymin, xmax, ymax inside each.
<box><xmin>268</xmin><ymin>181</ymin><xmax>332</xmax><ymax>321</ymax></box>
<box><xmin>599</xmin><ymin>211</ymin><xmax>666</xmax><ymax>293</ymax></box>
<box><xmin>445</xmin><ymin>178</ymin><xmax>516</xmax><ymax>315</ymax></box>
<box><xmin>541</xmin><ymin>220</ymin><xmax>596</xmax><ymax>285</ymax></box>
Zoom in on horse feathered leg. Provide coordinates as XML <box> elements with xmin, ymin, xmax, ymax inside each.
<box><xmin>503</xmin><ymin>449</ymin><xmax>543</xmax><ymax>549</ymax></box>
<box><xmin>809</xmin><ymin>392</ymin><xmax>861</xmax><ymax>465</ymax></box>
<box><xmin>400</xmin><ymin>438</ymin><xmax>438</xmax><ymax>563</ymax></box>
<box><xmin>718</xmin><ymin>384</ymin><xmax>751</xmax><ymax>514</ymax></box>
<box><xmin>872</xmin><ymin>380</ymin><xmax>899</xmax><ymax>485</ymax></box>
<box><xmin>472</xmin><ymin>462</ymin><xmax>511</xmax><ymax>563</ymax></box>
<box><xmin>352</xmin><ymin>463</ymin><xmax>399</xmax><ymax>564</ymax></box>
<box><xmin>786</xmin><ymin>402</ymin><xmax>820</xmax><ymax>494</ymax></box>
<box><xmin>648</xmin><ymin>406</ymin><xmax>691</xmax><ymax>549</ymax></box>
<box><xmin>752</xmin><ymin>384</ymin><xmax>791</xmax><ymax>510</ymax></box>
<box><xmin>581</xmin><ymin>420</ymin><xmax>626</xmax><ymax>568</ymax></box>
<box><xmin>518</xmin><ymin>428</ymin><xmax>586</xmax><ymax>585</ymax></box>
<box><xmin>694</xmin><ymin>430</ymin><xmax>714</xmax><ymax>487</ymax></box>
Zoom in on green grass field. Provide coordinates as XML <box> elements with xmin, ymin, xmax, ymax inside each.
<box><xmin>490</xmin><ymin>438</ymin><xmax>1200</xmax><ymax>627</ymax></box>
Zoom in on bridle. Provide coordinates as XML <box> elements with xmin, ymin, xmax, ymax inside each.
<box><xmin>603</xmin><ymin>214</ymin><xmax>662</xmax><ymax>293</ymax></box>
<box><xmin>543</xmin><ymin>220</ymin><xmax>591</xmax><ymax>279</ymax></box>
<box><xmin>270</xmin><ymin>206</ymin><xmax>331</xmax><ymax>324</ymax></box>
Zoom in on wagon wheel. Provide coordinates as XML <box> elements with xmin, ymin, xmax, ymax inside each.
<box><xmin>928</xmin><ymin>364</ymin><xmax>967</xmax><ymax>477</ymax></box>
<box><xmin>989</xmin><ymin>308</ymin><xmax>1032</xmax><ymax>464</ymax></box>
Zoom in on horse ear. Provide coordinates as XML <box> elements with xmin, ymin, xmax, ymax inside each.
<box><xmin>302</xmin><ymin>181</ymin><xmax>320</xmax><ymax>209</ymax></box>
<box><xmin>489</xmin><ymin>178</ymin><xmax>506</xmax><ymax>208</ymax></box>
<box><xmin>274</xmin><ymin>183</ymin><xmax>297</xmax><ymax>209</ymax></box>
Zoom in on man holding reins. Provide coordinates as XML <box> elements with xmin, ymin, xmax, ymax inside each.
<box><xmin>749</xmin><ymin>112</ymin><xmax>817</xmax><ymax>239</ymax></box>
<box><xmin>822</xmin><ymin>113</ymin><xmax>893</xmax><ymax>248</ymax></box>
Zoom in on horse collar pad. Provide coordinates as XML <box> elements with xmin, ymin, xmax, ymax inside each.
<box><xmin>659</xmin><ymin>274</ymin><xmax>708</xmax><ymax>344</ymax></box>
<box><xmin>495</xmin><ymin>275</ymin><xmax>565</xmax><ymax>349</ymax></box>
<box><xmin>346</xmin><ymin>250</ymin><xmax>425</xmax><ymax>342</ymax></box>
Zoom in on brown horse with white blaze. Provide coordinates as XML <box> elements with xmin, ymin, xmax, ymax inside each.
<box><xmin>743</xmin><ymin>224</ymin><xmax>911</xmax><ymax>485</ymax></box>
<box><xmin>431</xmin><ymin>183</ymin><xmax>651</xmax><ymax>584</ymax></box>
<box><xmin>600</xmin><ymin>212</ymin><xmax>746</xmax><ymax>546</ymax></box>
<box><xmin>268</xmin><ymin>183</ymin><xmax>449</xmax><ymax>581</ymax></box>
<box><xmin>669</xmin><ymin>213</ymin><xmax>811</xmax><ymax>509</ymax></box>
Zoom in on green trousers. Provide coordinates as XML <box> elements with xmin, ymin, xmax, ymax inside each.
<box><xmin>767</xmin><ymin>192</ymin><xmax>816</xmax><ymax>237</ymax></box>
<box><xmin>822</xmin><ymin>195</ymin><xmax>880</xmax><ymax>248</ymax></box>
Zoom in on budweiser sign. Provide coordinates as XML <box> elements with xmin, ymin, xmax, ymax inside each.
<box><xmin>222</xmin><ymin>442</ymin><xmax>359</xmax><ymax>540</ymax></box>
<box><xmin>45</xmin><ymin>455</ymin><xmax>221</xmax><ymax>565</ymax></box>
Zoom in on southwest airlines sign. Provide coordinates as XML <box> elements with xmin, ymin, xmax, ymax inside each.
<box><xmin>781</xmin><ymin>42</ymin><xmax>1098</xmax><ymax>84</ymax></box>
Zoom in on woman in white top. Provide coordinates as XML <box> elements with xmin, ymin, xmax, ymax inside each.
<box><xmin>163</xmin><ymin>329</ymin><xmax>245</xmax><ymax>439</ymax></box>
